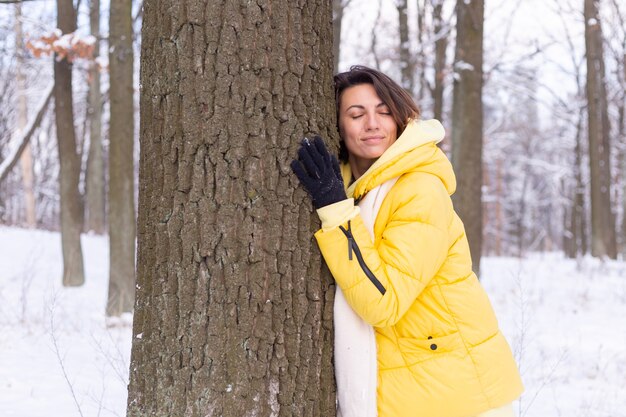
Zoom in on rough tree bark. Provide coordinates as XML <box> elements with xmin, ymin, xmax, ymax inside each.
<box><xmin>451</xmin><ymin>0</ymin><xmax>484</xmax><ymax>276</ymax></box>
<box><xmin>106</xmin><ymin>0</ymin><xmax>135</xmax><ymax>316</ymax></box>
<box><xmin>85</xmin><ymin>0</ymin><xmax>106</xmax><ymax>234</ymax></box>
<box><xmin>127</xmin><ymin>1</ymin><xmax>336</xmax><ymax>416</ymax></box>
<box><xmin>584</xmin><ymin>0</ymin><xmax>617</xmax><ymax>259</ymax></box>
<box><xmin>55</xmin><ymin>0</ymin><xmax>85</xmax><ymax>286</ymax></box>
<box><xmin>15</xmin><ymin>3</ymin><xmax>36</xmax><ymax>228</ymax></box>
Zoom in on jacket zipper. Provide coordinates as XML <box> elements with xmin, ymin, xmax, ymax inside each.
<box><xmin>338</xmin><ymin>220</ymin><xmax>386</xmax><ymax>296</ymax></box>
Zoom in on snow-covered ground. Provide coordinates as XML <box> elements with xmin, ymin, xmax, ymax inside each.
<box><xmin>0</xmin><ymin>226</ymin><xmax>625</xmax><ymax>417</ymax></box>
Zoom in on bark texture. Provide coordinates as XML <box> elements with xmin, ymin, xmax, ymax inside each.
<box><xmin>55</xmin><ymin>0</ymin><xmax>85</xmax><ymax>286</ymax></box>
<box><xmin>127</xmin><ymin>1</ymin><xmax>336</xmax><ymax>416</ymax></box>
<box><xmin>85</xmin><ymin>0</ymin><xmax>106</xmax><ymax>234</ymax></box>
<box><xmin>450</xmin><ymin>0</ymin><xmax>484</xmax><ymax>276</ymax></box>
<box><xmin>107</xmin><ymin>0</ymin><xmax>136</xmax><ymax>316</ymax></box>
<box><xmin>584</xmin><ymin>0</ymin><xmax>617</xmax><ymax>259</ymax></box>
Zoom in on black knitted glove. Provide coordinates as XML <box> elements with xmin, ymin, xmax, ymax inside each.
<box><xmin>290</xmin><ymin>135</ymin><xmax>347</xmax><ymax>209</ymax></box>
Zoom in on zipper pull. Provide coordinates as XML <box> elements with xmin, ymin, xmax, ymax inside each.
<box><xmin>347</xmin><ymin>220</ymin><xmax>353</xmax><ymax>260</ymax></box>
<box><xmin>339</xmin><ymin>221</ymin><xmax>354</xmax><ymax>261</ymax></box>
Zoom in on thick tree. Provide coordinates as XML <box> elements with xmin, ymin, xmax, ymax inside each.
<box><xmin>106</xmin><ymin>0</ymin><xmax>135</xmax><ymax>316</ymax></box>
<box><xmin>450</xmin><ymin>0</ymin><xmax>484</xmax><ymax>275</ymax></box>
<box><xmin>584</xmin><ymin>0</ymin><xmax>617</xmax><ymax>259</ymax></box>
<box><xmin>127</xmin><ymin>1</ymin><xmax>336</xmax><ymax>416</ymax></box>
<box><xmin>55</xmin><ymin>0</ymin><xmax>85</xmax><ymax>286</ymax></box>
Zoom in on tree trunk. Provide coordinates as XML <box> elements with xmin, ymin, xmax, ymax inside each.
<box><xmin>15</xmin><ymin>3</ymin><xmax>36</xmax><ymax>228</ymax></box>
<box><xmin>106</xmin><ymin>0</ymin><xmax>136</xmax><ymax>316</ymax></box>
<box><xmin>415</xmin><ymin>0</ymin><xmax>427</xmax><ymax>103</ymax></box>
<box><xmin>397</xmin><ymin>0</ymin><xmax>414</xmax><ymax>92</ymax></box>
<box><xmin>432</xmin><ymin>0</ymin><xmax>447</xmax><ymax>123</ymax></box>
<box><xmin>85</xmin><ymin>0</ymin><xmax>106</xmax><ymax>234</ymax></box>
<box><xmin>371</xmin><ymin>0</ymin><xmax>384</xmax><ymax>69</ymax></box>
<box><xmin>450</xmin><ymin>0</ymin><xmax>484</xmax><ymax>275</ymax></box>
<box><xmin>332</xmin><ymin>0</ymin><xmax>344</xmax><ymax>73</ymax></box>
<box><xmin>574</xmin><ymin>105</ymin><xmax>587</xmax><ymax>257</ymax></box>
<box><xmin>127</xmin><ymin>1</ymin><xmax>336</xmax><ymax>416</ymax></box>
<box><xmin>584</xmin><ymin>0</ymin><xmax>617</xmax><ymax>259</ymax></box>
<box><xmin>55</xmin><ymin>0</ymin><xmax>85</xmax><ymax>286</ymax></box>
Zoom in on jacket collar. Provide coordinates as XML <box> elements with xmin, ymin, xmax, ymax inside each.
<box><xmin>341</xmin><ymin>119</ymin><xmax>455</xmax><ymax>200</ymax></box>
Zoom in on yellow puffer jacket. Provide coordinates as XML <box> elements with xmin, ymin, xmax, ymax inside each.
<box><xmin>315</xmin><ymin>119</ymin><xmax>523</xmax><ymax>417</ymax></box>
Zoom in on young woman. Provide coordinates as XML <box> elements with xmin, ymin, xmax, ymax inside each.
<box><xmin>291</xmin><ymin>66</ymin><xmax>523</xmax><ymax>417</ymax></box>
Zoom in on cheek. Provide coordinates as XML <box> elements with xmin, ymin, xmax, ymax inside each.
<box><xmin>339</xmin><ymin>119</ymin><xmax>356</xmax><ymax>142</ymax></box>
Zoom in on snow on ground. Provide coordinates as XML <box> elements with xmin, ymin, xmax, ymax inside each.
<box><xmin>0</xmin><ymin>226</ymin><xmax>625</xmax><ymax>417</ymax></box>
<box><xmin>0</xmin><ymin>227</ymin><xmax>131</xmax><ymax>417</ymax></box>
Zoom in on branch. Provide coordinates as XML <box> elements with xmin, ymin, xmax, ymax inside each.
<box><xmin>0</xmin><ymin>83</ymin><xmax>54</xmax><ymax>183</ymax></box>
<box><xmin>0</xmin><ymin>0</ymin><xmax>43</xmax><ymax>3</ymax></box>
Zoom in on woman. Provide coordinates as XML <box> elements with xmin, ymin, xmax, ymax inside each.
<box><xmin>291</xmin><ymin>66</ymin><xmax>523</xmax><ymax>417</ymax></box>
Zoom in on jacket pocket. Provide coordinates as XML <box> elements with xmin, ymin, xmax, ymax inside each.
<box><xmin>398</xmin><ymin>332</ymin><xmax>465</xmax><ymax>366</ymax></box>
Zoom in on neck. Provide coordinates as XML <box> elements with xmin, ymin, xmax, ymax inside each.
<box><xmin>349</xmin><ymin>156</ymin><xmax>377</xmax><ymax>180</ymax></box>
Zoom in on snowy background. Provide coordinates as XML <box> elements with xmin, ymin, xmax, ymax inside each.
<box><xmin>1</xmin><ymin>226</ymin><xmax>625</xmax><ymax>417</ymax></box>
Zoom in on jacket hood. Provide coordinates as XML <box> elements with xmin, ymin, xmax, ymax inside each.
<box><xmin>342</xmin><ymin>119</ymin><xmax>456</xmax><ymax>200</ymax></box>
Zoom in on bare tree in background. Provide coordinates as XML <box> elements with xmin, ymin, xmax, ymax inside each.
<box><xmin>85</xmin><ymin>0</ymin><xmax>105</xmax><ymax>234</ymax></box>
<box><xmin>127</xmin><ymin>0</ymin><xmax>336</xmax><ymax>415</ymax></box>
<box><xmin>333</xmin><ymin>0</ymin><xmax>351</xmax><ymax>73</ymax></box>
<box><xmin>106</xmin><ymin>0</ymin><xmax>135</xmax><ymax>316</ymax></box>
<box><xmin>451</xmin><ymin>0</ymin><xmax>484</xmax><ymax>276</ymax></box>
<box><xmin>606</xmin><ymin>0</ymin><xmax>626</xmax><ymax>256</ymax></box>
<box><xmin>584</xmin><ymin>0</ymin><xmax>617</xmax><ymax>259</ymax></box>
<box><xmin>15</xmin><ymin>3</ymin><xmax>36</xmax><ymax>228</ymax></box>
<box><xmin>431</xmin><ymin>0</ymin><xmax>448</xmax><ymax>123</ymax></box>
<box><xmin>55</xmin><ymin>0</ymin><xmax>85</xmax><ymax>286</ymax></box>
<box><xmin>397</xmin><ymin>0</ymin><xmax>414</xmax><ymax>91</ymax></box>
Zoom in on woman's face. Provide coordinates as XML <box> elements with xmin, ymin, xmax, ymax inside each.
<box><xmin>338</xmin><ymin>83</ymin><xmax>398</xmax><ymax>169</ymax></box>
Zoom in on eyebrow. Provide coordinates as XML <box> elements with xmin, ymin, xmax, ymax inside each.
<box><xmin>346</xmin><ymin>103</ymin><xmax>388</xmax><ymax>111</ymax></box>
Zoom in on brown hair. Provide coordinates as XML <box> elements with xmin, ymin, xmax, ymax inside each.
<box><xmin>334</xmin><ymin>65</ymin><xmax>420</xmax><ymax>162</ymax></box>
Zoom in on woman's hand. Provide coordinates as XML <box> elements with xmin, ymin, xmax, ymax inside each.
<box><xmin>290</xmin><ymin>135</ymin><xmax>347</xmax><ymax>209</ymax></box>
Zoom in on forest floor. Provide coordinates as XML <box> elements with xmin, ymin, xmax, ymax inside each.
<box><xmin>0</xmin><ymin>226</ymin><xmax>624</xmax><ymax>417</ymax></box>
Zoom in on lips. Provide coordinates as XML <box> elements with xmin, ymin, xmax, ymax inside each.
<box><xmin>362</xmin><ymin>136</ymin><xmax>385</xmax><ymax>142</ymax></box>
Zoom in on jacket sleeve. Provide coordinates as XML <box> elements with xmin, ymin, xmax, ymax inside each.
<box><xmin>314</xmin><ymin>174</ymin><xmax>450</xmax><ymax>328</ymax></box>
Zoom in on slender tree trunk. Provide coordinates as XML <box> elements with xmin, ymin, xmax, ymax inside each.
<box><xmin>107</xmin><ymin>0</ymin><xmax>135</xmax><ymax>316</ymax></box>
<box><xmin>15</xmin><ymin>4</ymin><xmax>36</xmax><ymax>228</ymax></box>
<box><xmin>127</xmin><ymin>1</ymin><xmax>336</xmax><ymax>416</ymax></box>
<box><xmin>495</xmin><ymin>157</ymin><xmax>503</xmax><ymax>256</ymax></box>
<box><xmin>85</xmin><ymin>0</ymin><xmax>106</xmax><ymax>234</ymax></box>
<box><xmin>371</xmin><ymin>0</ymin><xmax>383</xmax><ymax>69</ymax></box>
<box><xmin>332</xmin><ymin>0</ymin><xmax>344</xmax><ymax>73</ymax></box>
<box><xmin>575</xmin><ymin>105</ymin><xmax>587</xmax><ymax>257</ymax></box>
<box><xmin>451</xmin><ymin>0</ymin><xmax>484</xmax><ymax>275</ymax></box>
<box><xmin>55</xmin><ymin>0</ymin><xmax>85</xmax><ymax>286</ymax></box>
<box><xmin>397</xmin><ymin>0</ymin><xmax>414</xmax><ymax>92</ymax></box>
<box><xmin>415</xmin><ymin>0</ymin><xmax>428</xmax><ymax>103</ymax></box>
<box><xmin>584</xmin><ymin>0</ymin><xmax>617</xmax><ymax>259</ymax></box>
<box><xmin>619</xmin><ymin>104</ymin><xmax>626</xmax><ymax>257</ymax></box>
<box><xmin>432</xmin><ymin>0</ymin><xmax>447</xmax><ymax>123</ymax></box>
<box><xmin>608</xmin><ymin>0</ymin><xmax>626</xmax><ymax>256</ymax></box>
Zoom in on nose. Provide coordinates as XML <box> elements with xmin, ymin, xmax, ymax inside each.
<box><xmin>365</xmin><ymin>112</ymin><xmax>379</xmax><ymax>131</ymax></box>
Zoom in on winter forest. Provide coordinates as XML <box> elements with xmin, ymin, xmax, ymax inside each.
<box><xmin>0</xmin><ymin>0</ymin><xmax>625</xmax><ymax>416</ymax></box>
